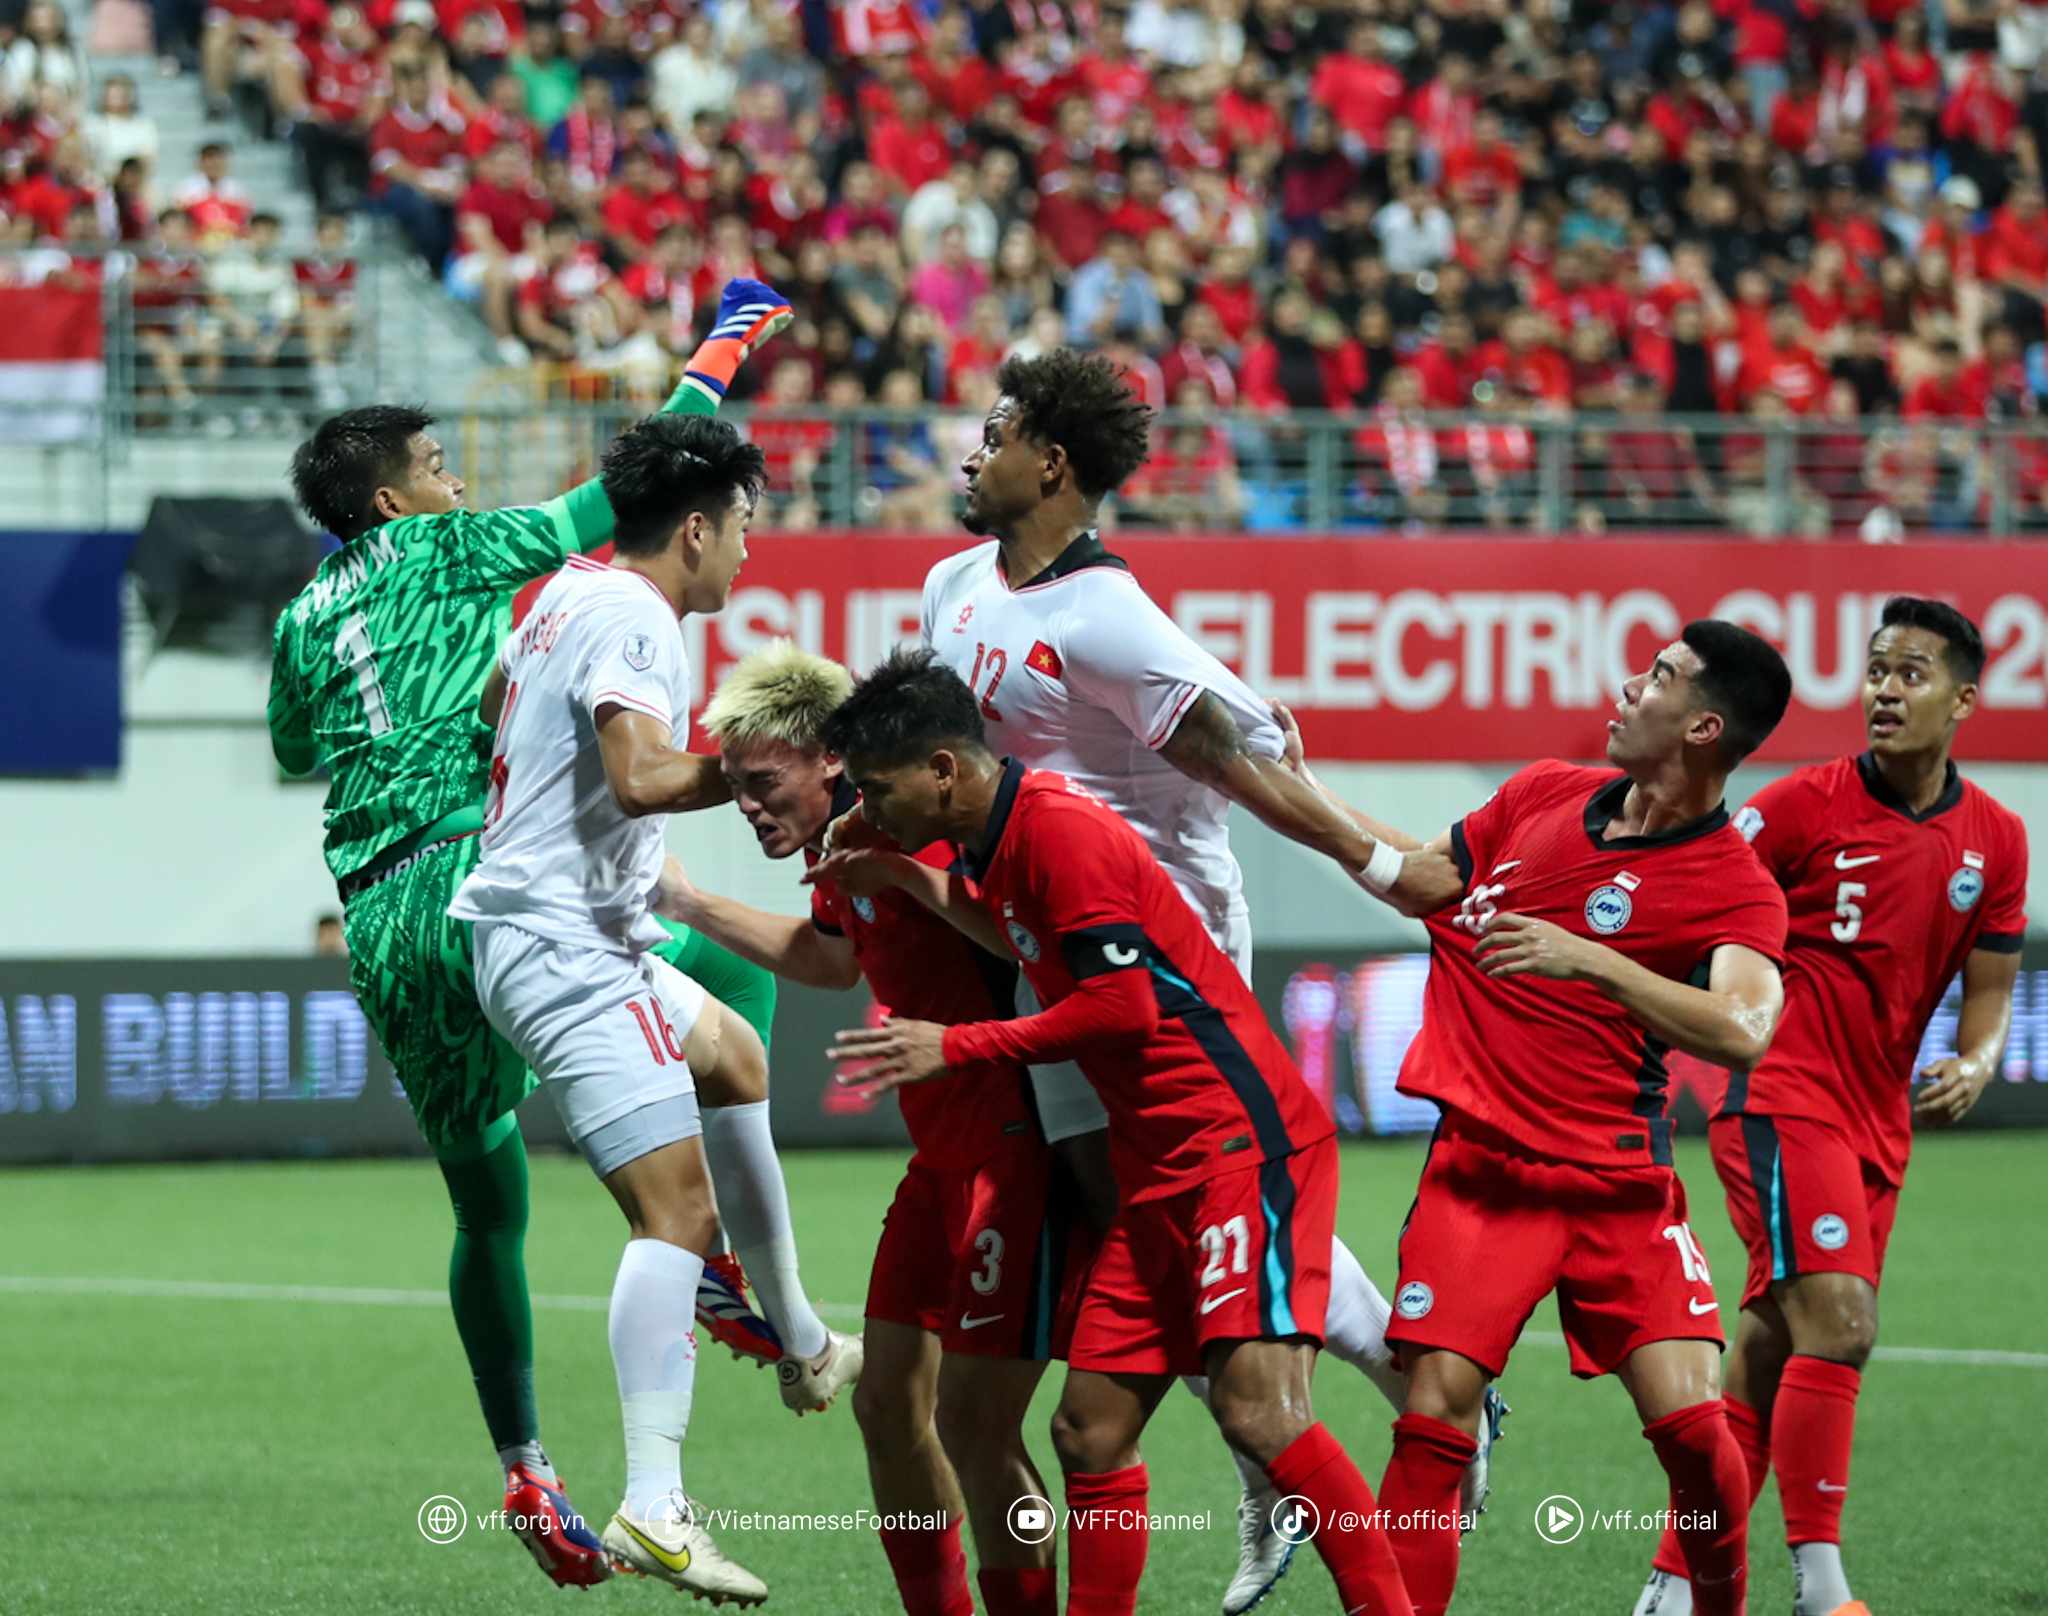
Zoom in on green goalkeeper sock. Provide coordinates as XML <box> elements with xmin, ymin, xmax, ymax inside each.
<box><xmin>437</xmin><ymin>1113</ymin><xmax>540</xmax><ymax>1457</ymax></box>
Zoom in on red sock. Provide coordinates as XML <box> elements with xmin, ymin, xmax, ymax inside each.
<box><xmin>1065</xmin><ymin>1465</ymin><xmax>1148</xmax><ymax>1616</ymax></box>
<box><xmin>877</xmin><ymin>1518</ymin><xmax>974</xmax><ymax>1616</ymax></box>
<box><xmin>1372</xmin><ymin>1413</ymin><xmax>1474</xmax><ymax>1616</ymax></box>
<box><xmin>978</xmin><ymin>1565</ymin><xmax>1057</xmax><ymax>1616</ymax></box>
<box><xmin>1270</xmin><ymin>1421</ymin><xmax>1416</xmax><ymax>1616</ymax></box>
<box><xmin>1643</xmin><ymin>1401</ymin><xmax>1750</xmax><ymax>1616</ymax></box>
<box><xmin>1773</xmin><ymin>1355</ymin><xmax>1862</xmax><ymax>1547</ymax></box>
<box><xmin>1651</xmin><ymin>1394</ymin><xmax>1769</xmax><ymax>1578</ymax></box>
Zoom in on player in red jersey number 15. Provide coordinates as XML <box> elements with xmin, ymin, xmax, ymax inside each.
<box><xmin>1290</xmin><ymin>622</ymin><xmax>1797</xmax><ymax>1616</ymax></box>
<box><xmin>1636</xmin><ymin>598</ymin><xmax>2028</xmax><ymax>1616</ymax></box>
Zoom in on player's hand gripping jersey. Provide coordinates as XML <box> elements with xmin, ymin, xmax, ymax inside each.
<box><xmin>1720</xmin><ymin>752</ymin><xmax>2028</xmax><ymax>1183</ymax></box>
<box><xmin>1405</xmin><ymin>760</ymin><xmax>1790</xmax><ymax>1168</ymax></box>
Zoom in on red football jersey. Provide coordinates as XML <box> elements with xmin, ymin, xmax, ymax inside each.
<box><xmin>807</xmin><ymin>812</ymin><xmax>1033</xmax><ymax>1173</ymax></box>
<box><xmin>949</xmin><ymin>764</ymin><xmax>1334</xmax><ymax>1204</ymax></box>
<box><xmin>1721</xmin><ymin>753</ymin><xmax>2028</xmax><ymax>1184</ymax></box>
<box><xmin>1404</xmin><ymin>761</ymin><xmax>1789</xmax><ymax>1169</ymax></box>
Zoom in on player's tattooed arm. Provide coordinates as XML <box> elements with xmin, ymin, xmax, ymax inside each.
<box><xmin>595</xmin><ymin>706</ymin><xmax>735</xmax><ymax>816</ymax></box>
<box><xmin>1477</xmin><ymin>924</ymin><xmax>1785</xmax><ymax>1068</ymax></box>
<box><xmin>1161</xmin><ymin>691</ymin><xmax>1381</xmax><ymax>866</ymax></box>
<box><xmin>657</xmin><ymin>856</ymin><xmax>862</xmax><ymax>991</ymax></box>
<box><xmin>1914</xmin><ymin>945</ymin><xmax>2021</xmax><ymax>1125</ymax></box>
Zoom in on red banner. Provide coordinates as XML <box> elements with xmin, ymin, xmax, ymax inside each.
<box><xmin>584</xmin><ymin>534</ymin><xmax>2048</xmax><ymax>762</ymax></box>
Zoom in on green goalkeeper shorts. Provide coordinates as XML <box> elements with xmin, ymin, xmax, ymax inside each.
<box><xmin>344</xmin><ymin>835</ymin><xmax>534</xmax><ymax>1153</ymax></box>
<box><xmin>345</xmin><ymin>837</ymin><xmax>780</xmax><ymax>1153</ymax></box>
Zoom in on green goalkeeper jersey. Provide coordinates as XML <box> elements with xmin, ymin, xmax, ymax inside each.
<box><xmin>268</xmin><ymin>483</ymin><xmax>618</xmax><ymax>883</ymax></box>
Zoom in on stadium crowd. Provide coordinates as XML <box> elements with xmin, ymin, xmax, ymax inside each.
<box><xmin>6</xmin><ymin>0</ymin><xmax>2048</xmax><ymax>521</ymax></box>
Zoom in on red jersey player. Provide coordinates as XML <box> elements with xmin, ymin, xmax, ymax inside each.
<box><xmin>819</xmin><ymin>649</ymin><xmax>1418</xmax><ymax>1616</ymax></box>
<box><xmin>1297</xmin><ymin>621</ymin><xmax>1798</xmax><ymax>1616</ymax></box>
<box><xmin>1636</xmin><ymin>597</ymin><xmax>2028</xmax><ymax>1616</ymax></box>
<box><xmin>661</xmin><ymin>643</ymin><xmax>1079</xmax><ymax>1616</ymax></box>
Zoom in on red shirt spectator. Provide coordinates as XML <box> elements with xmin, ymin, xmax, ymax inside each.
<box><xmin>15</xmin><ymin>170</ymin><xmax>99</xmax><ymax>241</ymax></box>
<box><xmin>837</xmin><ymin>0</ymin><xmax>927</xmax><ymax>55</ymax></box>
<box><xmin>1035</xmin><ymin>172</ymin><xmax>1113</xmax><ymax>269</ymax></box>
<box><xmin>1217</xmin><ymin>84</ymin><xmax>1284</xmax><ymax>150</ymax></box>
<box><xmin>1310</xmin><ymin>28</ymin><xmax>1405</xmax><ymax>147</ymax></box>
<box><xmin>1443</xmin><ymin>131</ymin><xmax>1521</xmax><ymax>206</ymax></box>
<box><xmin>463</xmin><ymin>96</ymin><xmax>543</xmax><ymax>163</ymax></box>
<box><xmin>436</xmin><ymin>0</ymin><xmax>521</xmax><ymax>51</ymax></box>
<box><xmin>1902</xmin><ymin>365</ymin><xmax>1990</xmax><ymax>421</ymax></box>
<box><xmin>1473</xmin><ymin>330</ymin><xmax>1572</xmax><ymax>405</ymax></box>
<box><xmin>1411</xmin><ymin>332</ymin><xmax>1480</xmax><ymax>408</ymax></box>
<box><xmin>370</xmin><ymin>102</ymin><xmax>463</xmax><ymax>196</ymax></box>
<box><xmin>911</xmin><ymin>42</ymin><xmax>1000</xmax><ymax>125</ymax></box>
<box><xmin>301</xmin><ymin>35</ymin><xmax>380</xmax><ymax>127</ymax></box>
<box><xmin>294</xmin><ymin>252</ymin><xmax>358</xmax><ymax>305</ymax></box>
<box><xmin>1195</xmin><ymin>265</ymin><xmax>1260</xmax><ymax>345</ymax></box>
<box><xmin>1941</xmin><ymin>57</ymin><xmax>2019</xmax><ymax>151</ymax></box>
<box><xmin>1981</xmin><ymin>190</ymin><xmax>2048</xmax><ymax>291</ymax></box>
<box><xmin>460</xmin><ymin>173</ymin><xmax>552</xmax><ymax>252</ymax></box>
<box><xmin>869</xmin><ymin>102</ymin><xmax>953</xmax><ymax>196</ymax></box>
<box><xmin>1158</xmin><ymin>334</ymin><xmax>1239</xmax><ymax>407</ymax></box>
<box><xmin>1738</xmin><ymin>319</ymin><xmax>1830</xmax><ymax>414</ymax></box>
<box><xmin>601</xmin><ymin>163</ymin><xmax>689</xmax><ymax>250</ymax></box>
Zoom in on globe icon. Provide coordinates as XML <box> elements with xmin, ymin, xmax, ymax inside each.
<box><xmin>419</xmin><ymin>1496</ymin><xmax>468</xmax><ymax>1543</ymax></box>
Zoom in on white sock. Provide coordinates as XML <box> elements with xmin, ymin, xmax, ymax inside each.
<box><xmin>1181</xmin><ymin>1375</ymin><xmax>1275</xmax><ymax>1497</ymax></box>
<box><xmin>1632</xmin><ymin>1570</ymin><xmax>1694</xmax><ymax>1616</ymax></box>
<box><xmin>609</xmin><ymin>1237</ymin><xmax>704</xmax><ymax>1521</ymax></box>
<box><xmin>1322</xmin><ymin>1236</ymin><xmax>1407</xmax><ymax>1411</ymax></box>
<box><xmin>1792</xmin><ymin>1542</ymin><xmax>1852</xmax><ymax>1616</ymax></box>
<box><xmin>497</xmin><ymin>1441</ymin><xmax>556</xmax><ymax>1484</ymax></box>
<box><xmin>701</xmin><ymin>1100</ymin><xmax>828</xmax><ymax>1359</ymax></box>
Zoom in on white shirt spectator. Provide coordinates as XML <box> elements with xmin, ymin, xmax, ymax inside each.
<box><xmin>902</xmin><ymin>177</ymin><xmax>999</xmax><ymax>264</ymax></box>
<box><xmin>3</xmin><ymin>36</ymin><xmax>84</xmax><ymax>101</ymax></box>
<box><xmin>84</xmin><ymin>110</ymin><xmax>160</xmax><ymax>176</ymax></box>
<box><xmin>1125</xmin><ymin>0</ymin><xmax>1242</xmax><ymax>69</ymax></box>
<box><xmin>1373</xmin><ymin>197</ymin><xmax>1455</xmax><ymax>275</ymax></box>
<box><xmin>650</xmin><ymin>35</ymin><xmax>737</xmax><ymax>133</ymax></box>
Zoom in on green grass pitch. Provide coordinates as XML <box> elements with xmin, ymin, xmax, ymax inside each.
<box><xmin>5</xmin><ymin>1133</ymin><xmax>2043</xmax><ymax>1614</ymax></box>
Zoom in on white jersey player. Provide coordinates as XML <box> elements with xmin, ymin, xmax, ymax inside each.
<box><xmin>922</xmin><ymin>352</ymin><xmax>1504</xmax><ymax>1614</ymax></box>
<box><xmin>449</xmin><ymin>415</ymin><xmax>804</xmax><ymax>1606</ymax></box>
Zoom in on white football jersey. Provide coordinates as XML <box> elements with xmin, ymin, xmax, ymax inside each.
<box><xmin>921</xmin><ymin>534</ymin><xmax>1283</xmax><ymax>940</ymax></box>
<box><xmin>451</xmin><ymin>556</ymin><xmax>689</xmax><ymax>955</ymax></box>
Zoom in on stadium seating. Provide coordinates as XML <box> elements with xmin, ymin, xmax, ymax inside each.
<box><xmin>6</xmin><ymin>0</ymin><xmax>2048</xmax><ymax>529</ymax></box>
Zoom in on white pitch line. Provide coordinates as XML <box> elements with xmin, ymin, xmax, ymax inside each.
<box><xmin>0</xmin><ymin>1273</ymin><xmax>867</xmax><ymax>1321</ymax></box>
<box><xmin>2</xmin><ymin>1275</ymin><xmax>2042</xmax><ymax>1369</ymax></box>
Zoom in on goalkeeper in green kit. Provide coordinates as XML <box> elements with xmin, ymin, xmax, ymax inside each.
<box><xmin>267</xmin><ymin>281</ymin><xmax>851</xmax><ymax>1588</ymax></box>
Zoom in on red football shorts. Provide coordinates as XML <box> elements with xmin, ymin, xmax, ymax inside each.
<box><xmin>1387</xmin><ymin>1121</ymin><xmax>1725</xmax><ymax>1379</ymax></box>
<box><xmin>864</xmin><ymin>1128</ymin><xmax>1091</xmax><ymax>1360</ymax></box>
<box><xmin>1067</xmin><ymin>1138</ymin><xmax>1337</xmax><ymax>1377</ymax></box>
<box><xmin>1708</xmin><ymin>1112</ymin><xmax>1900</xmax><ymax>1310</ymax></box>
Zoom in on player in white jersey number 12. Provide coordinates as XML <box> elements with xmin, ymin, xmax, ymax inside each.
<box><xmin>451</xmin><ymin>415</ymin><xmax>850</xmax><ymax>1606</ymax></box>
<box><xmin>922</xmin><ymin>351</ymin><xmax>1504</xmax><ymax>1614</ymax></box>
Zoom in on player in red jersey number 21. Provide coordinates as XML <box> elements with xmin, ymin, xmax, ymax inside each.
<box><xmin>821</xmin><ymin>650</ymin><xmax>1418</xmax><ymax>1616</ymax></box>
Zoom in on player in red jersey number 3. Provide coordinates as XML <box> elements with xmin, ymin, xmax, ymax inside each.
<box><xmin>1295</xmin><ymin>622</ymin><xmax>1797</xmax><ymax>1616</ymax></box>
<box><xmin>820</xmin><ymin>649</ymin><xmax>1417</xmax><ymax>1616</ymax></box>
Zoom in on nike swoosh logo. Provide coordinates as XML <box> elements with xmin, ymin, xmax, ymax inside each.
<box><xmin>1200</xmin><ymin>1287</ymin><xmax>1247</xmax><ymax>1315</ymax></box>
<box><xmin>1688</xmin><ymin>1298</ymin><xmax>1719</xmax><ymax>1316</ymax></box>
<box><xmin>958</xmin><ymin>1313</ymin><xmax>1007</xmax><ymax>1331</ymax></box>
<box><xmin>1817</xmin><ymin>1481</ymin><xmax>1848</xmax><ymax>1493</ymax></box>
<box><xmin>1490</xmin><ymin>860</ymin><xmax>1523</xmax><ymax>877</ymax></box>
<box><xmin>617</xmin><ymin>1517</ymin><xmax>692</xmax><ymax>1573</ymax></box>
<box><xmin>1834</xmin><ymin>852</ymin><xmax>1881</xmax><ymax>870</ymax></box>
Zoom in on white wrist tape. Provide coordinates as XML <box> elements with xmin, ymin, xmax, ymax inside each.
<box><xmin>1358</xmin><ymin>839</ymin><xmax>1405</xmax><ymax>895</ymax></box>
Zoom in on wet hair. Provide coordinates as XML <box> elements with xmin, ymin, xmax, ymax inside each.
<box><xmin>1681</xmin><ymin>620</ymin><xmax>1793</xmax><ymax>766</ymax></box>
<box><xmin>1876</xmin><ymin>595</ymin><xmax>1984</xmax><ymax>684</ymax></box>
<box><xmin>820</xmin><ymin>648</ymin><xmax>988</xmax><ymax>768</ymax></box>
<box><xmin>289</xmin><ymin>404</ymin><xmax>434</xmax><ymax>540</ymax></box>
<box><xmin>700</xmin><ymin>640</ymin><xmax>854</xmax><ymax>754</ymax></box>
<box><xmin>993</xmin><ymin>349</ymin><xmax>1153</xmax><ymax>500</ymax></box>
<box><xmin>599</xmin><ymin>411</ymin><xmax>766</xmax><ymax>556</ymax></box>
